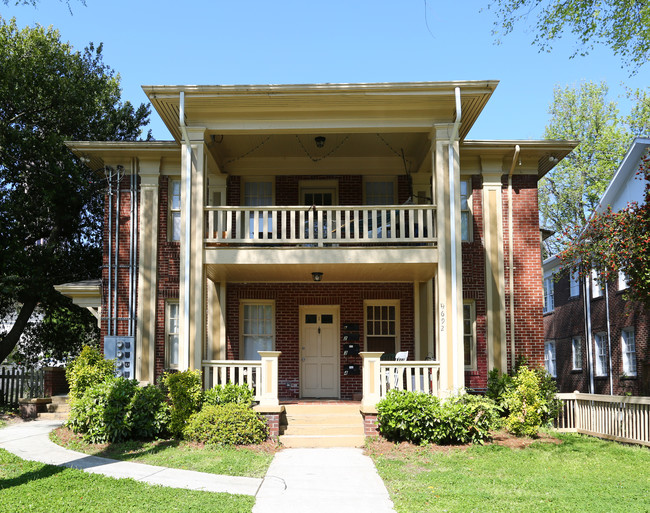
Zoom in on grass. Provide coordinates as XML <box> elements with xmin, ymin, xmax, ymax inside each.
<box><xmin>368</xmin><ymin>433</ymin><xmax>650</xmax><ymax>512</ymax></box>
<box><xmin>50</xmin><ymin>426</ymin><xmax>275</xmax><ymax>478</ymax></box>
<box><xmin>0</xmin><ymin>448</ymin><xmax>254</xmax><ymax>512</ymax></box>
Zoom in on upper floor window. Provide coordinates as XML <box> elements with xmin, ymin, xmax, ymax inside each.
<box><xmin>618</xmin><ymin>270</ymin><xmax>630</xmax><ymax>291</ymax></box>
<box><xmin>169</xmin><ymin>179</ymin><xmax>181</xmax><ymax>241</ymax></box>
<box><xmin>365</xmin><ymin>180</ymin><xmax>395</xmax><ymax>205</ymax></box>
<box><xmin>594</xmin><ymin>332</ymin><xmax>608</xmax><ymax>376</ymax></box>
<box><xmin>463</xmin><ymin>301</ymin><xmax>476</xmax><ymax>371</ymax></box>
<box><xmin>572</xmin><ymin>336</ymin><xmax>582</xmax><ymax>371</ymax></box>
<box><xmin>543</xmin><ymin>274</ymin><xmax>554</xmax><ymax>313</ymax></box>
<box><xmin>591</xmin><ymin>269</ymin><xmax>603</xmax><ymax>298</ymax></box>
<box><xmin>243</xmin><ymin>180</ymin><xmax>273</xmax><ymax>206</ymax></box>
<box><xmin>621</xmin><ymin>327</ymin><xmax>636</xmax><ymax>376</ymax></box>
<box><xmin>569</xmin><ymin>271</ymin><xmax>580</xmax><ymax>298</ymax></box>
<box><xmin>165</xmin><ymin>300</ymin><xmax>180</xmax><ymax>369</ymax></box>
<box><xmin>460</xmin><ymin>179</ymin><xmax>472</xmax><ymax>242</ymax></box>
<box><xmin>545</xmin><ymin>340</ymin><xmax>556</xmax><ymax>377</ymax></box>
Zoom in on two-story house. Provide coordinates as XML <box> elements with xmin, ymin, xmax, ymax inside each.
<box><xmin>543</xmin><ymin>137</ymin><xmax>649</xmax><ymax>396</ymax></box>
<box><xmin>59</xmin><ymin>81</ymin><xmax>576</xmax><ymax>411</ymax></box>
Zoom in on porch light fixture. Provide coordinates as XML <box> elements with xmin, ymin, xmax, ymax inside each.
<box><xmin>312</xmin><ymin>272</ymin><xmax>323</xmax><ymax>282</ymax></box>
<box><xmin>314</xmin><ymin>136</ymin><xmax>326</xmax><ymax>148</ymax></box>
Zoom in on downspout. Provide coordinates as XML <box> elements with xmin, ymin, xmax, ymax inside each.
<box><xmin>584</xmin><ymin>276</ymin><xmax>595</xmax><ymax>394</ymax></box>
<box><xmin>180</xmin><ymin>91</ymin><xmax>192</xmax><ymax>369</ymax></box>
<box><xmin>113</xmin><ymin>168</ymin><xmax>121</xmax><ymax>337</ymax></box>
<box><xmin>107</xmin><ymin>168</ymin><xmax>113</xmax><ymax>337</ymax></box>
<box><xmin>128</xmin><ymin>162</ymin><xmax>134</xmax><ymax>337</ymax></box>
<box><xmin>449</xmin><ymin>87</ymin><xmax>461</xmax><ymax>390</ymax></box>
<box><xmin>605</xmin><ymin>280</ymin><xmax>613</xmax><ymax>394</ymax></box>
<box><xmin>133</xmin><ymin>157</ymin><xmax>139</xmax><ymax>338</ymax></box>
<box><xmin>508</xmin><ymin>145</ymin><xmax>520</xmax><ymax>371</ymax></box>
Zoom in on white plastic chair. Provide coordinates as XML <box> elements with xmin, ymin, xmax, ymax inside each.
<box><xmin>393</xmin><ymin>351</ymin><xmax>408</xmax><ymax>388</ymax></box>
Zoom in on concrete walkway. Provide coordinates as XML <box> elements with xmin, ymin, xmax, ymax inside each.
<box><xmin>0</xmin><ymin>420</ymin><xmax>396</xmax><ymax>512</ymax></box>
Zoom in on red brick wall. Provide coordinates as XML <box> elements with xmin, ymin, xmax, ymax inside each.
<box><xmin>226</xmin><ymin>282</ymin><xmax>414</xmax><ymax>400</ymax></box>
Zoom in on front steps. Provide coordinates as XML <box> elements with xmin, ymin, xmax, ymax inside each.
<box><xmin>38</xmin><ymin>395</ymin><xmax>70</xmax><ymax>421</ymax></box>
<box><xmin>279</xmin><ymin>403</ymin><xmax>365</xmax><ymax>448</ymax></box>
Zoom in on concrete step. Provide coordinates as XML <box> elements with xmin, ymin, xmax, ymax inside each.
<box><xmin>284</xmin><ymin>413</ymin><xmax>362</xmax><ymax>425</ymax></box>
<box><xmin>46</xmin><ymin>403</ymin><xmax>70</xmax><ymax>413</ymax></box>
<box><xmin>279</xmin><ymin>434</ymin><xmax>366</xmax><ymax>448</ymax></box>
<box><xmin>283</xmin><ymin>404</ymin><xmax>360</xmax><ymax>415</ymax></box>
<box><xmin>38</xmin><ymin>412</ymin><xmax>69</xmax><ymax>421</ymax></box>
<box><xmin>283</xmin><ymin>423</ymin><xmax>365</xmax><ymax>436</ymax></box>
<box><xmin>50</xmin><ymin>395</ymin><xmax>69</xmax><ymax>405</ymax></box>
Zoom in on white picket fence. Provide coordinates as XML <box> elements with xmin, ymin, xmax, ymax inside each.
<box><xmin>555</xmin><ymin>392</ymin><xmax>650</xmax><ymax>447</ymax></box>
<box><xmin>0</xmin><ymin>367</ymin><xmax>45</xmax><ymax>405</ymax></box>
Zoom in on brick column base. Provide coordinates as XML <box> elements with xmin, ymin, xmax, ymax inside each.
<box><xmin>44</xmin><ymin>367</ymin><xmax>69</xmax><ymax>397</ymax></box>
<box><xmin>362</xmin><ymin>412</ymin><xmax>380</xmax><ymax>437</ymax></box>
<box><xmin>253</xmin><ymin>405</ymin><xmax>285</xmax><ymax>439</ymax></box>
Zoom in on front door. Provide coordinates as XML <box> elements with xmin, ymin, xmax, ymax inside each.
<box><xmin>300</xmin><ymin>306</ymin><xmax>339</xmax><ymax>398</ymax></box>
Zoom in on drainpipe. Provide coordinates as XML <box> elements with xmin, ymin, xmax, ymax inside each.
<box><xmin>128</xmin><ymin>162</ymin><xmax>134</xmax><ymax>338</ymax></box>
<box><xmin>508</xmin><ymin>145</ymin><xmax>520</xmax><ymax>371</ymax></box>
<box><xmin>180</xmin><ymin>91</ymin><xmax>192</xmax><ymax>370</ymax></box>
<box><xmin>107</xmin><ymin>168</ymin><xmax>113</xmax><ymax>337</ymax></box>
<box><xmin>584</xmin><ymin>276</ymin><xmax>595</xmax><ymax>394</ymax></box>
<box><xmin>449</xmin><ymin>87</ymin><xmax>461</xmax><ymax>390</ymax></box>
<box><xmin>113</xmin><ymin>167</ymin><xmax>121</xmax><ymax>337</ymax></box>
<box><xmin>605</xmin><ymin>280</ymin><xmax>613</xmax><ymax>394</ymax></box>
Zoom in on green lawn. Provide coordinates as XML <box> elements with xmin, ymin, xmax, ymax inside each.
<box><xmin>368</xmin><ymin>433</ymin><xmax>650</xmax><ymax>513</ymax></box>
<box><xmin>0</xmin><ymin>448</ymin><xmax>254</xmax><ymax>513</ymax></box>
<box><xmin>50</xmin><ymin>427</ymin><xmax>274</xmax><ymax>478</ymax></box>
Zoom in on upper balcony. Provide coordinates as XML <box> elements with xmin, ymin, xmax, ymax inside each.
<box><xmin>205</xmin><ymin>204</ymin><xmax>436</xmax><ymax>247</ymax></box>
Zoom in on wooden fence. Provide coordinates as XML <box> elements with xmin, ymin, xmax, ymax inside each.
<box><xmin>0</xmin><ymin>367</ymin><xmax>45</xmax><ymax>405</ymax></box>
<box><xmin>555</xmin><ymin>392</ymin><xmax>650</xmax><ymax>447</ymax></box>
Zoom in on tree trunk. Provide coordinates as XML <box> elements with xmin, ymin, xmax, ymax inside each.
<box><xmin>0</xmin><ymin>299</ymin><xmax>38</xmax><ymax>365</ymax></box>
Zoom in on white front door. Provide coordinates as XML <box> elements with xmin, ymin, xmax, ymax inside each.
<box><xmin>300</xmin><ymin>306</ymin><xmax>339</xmax><ymax>398</ymax></box>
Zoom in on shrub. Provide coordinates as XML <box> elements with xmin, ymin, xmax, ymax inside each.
<box><xmin>66</xmin><ymin>345</ymin><xmax>115</xmax><ymax>403</ymax></box>
<box><xmin>203</xmin><ymin>383</ymin><xmax>254</xmax><ymax>407</ymax></box>
<box><xmin>183</xmin><ymin>403</ymin><xmax>268</xmax><ymax>445</ymax></box>
<box><xmin>503</xmin><ymin>367</ymin><xmax>545</xmax><ymax>437</ymax></box>
<box><xmin>376</xmin><ymin>390</ymin><xmax>498</xmax><ymax>445</ymax></box>
<box><xmin>162</xmin><ymin>369</ymin><xmax>202</xmax><ymax>437</ymax></box>
<box><xmin>67</xmin><ymin>377</ymin><xmax>169</xmax><ymax>443</ymax></box>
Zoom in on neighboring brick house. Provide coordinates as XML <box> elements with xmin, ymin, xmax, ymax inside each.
<box><xmin>59</xmin><ymin>81</ymin><xmax>576</xmax><ymax>404</ymax></box>
<box><xmin>543</xmin><ymin>138</ymin><xmax>650</xmax><ymax>396</ymax></box>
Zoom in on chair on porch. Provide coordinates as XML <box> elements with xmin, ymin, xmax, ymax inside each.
<box><xmin>392</xmin><ymin>351</ymin><xmax>408</xmax><ymax>388</ymax></box>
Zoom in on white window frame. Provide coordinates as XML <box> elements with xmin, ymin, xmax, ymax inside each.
<box><xmin>545</xmin><ymin>340</ymin><xmax>557</xmax><ymax>377</ymax></box>
<box><xmin>594</xmin><ymin>332</ymin><xmax>608</xmax><ymax>376</ymax></box>
<box><xmin>364</xmin><ymin>300</ymin><xmax>400</xmax><ymax>355</ymax></box>
<box><xmin>169</xmin><ymin>178</ymin><xmax>181</xmax><ymax>242</ymax></box>
<box><xmin>363</xmin><ymin>177</ymin><xmax>396</xmax><ymax>205</ymax></box>
<box><xmin>618</xmin><ymin>270</ymin><xmax>630</xmax><ymax>291</ymax></box>
<box><xmin>591</xmin><ymin>269</ymin><xmax>603</xmax><ymax>298</ymax></box>
<box><xmin>240</xmin><ymin>300</ymin><xmax>275</xmax><ymax>361</ymax></box>
<box><xmin>621</xmin><ymin>327</ymin><xmax>637</xmax><ymax>376</ymax></box>
<box><xmin>543</xmin><ymin>274</ymin><xmax>555</xmax><ymax>313</ymax></box>
<box><xmin>463</xmin><ymin>300</ymin><xmax>477</xmax><ymax>371</ymax></box>
<box><xmin>571</xmin><ymin>336</ymin><xmax>582</xmax><ymax>371</ymax></box>
<box><xmin>460</xmin><ymin>178</ymin><xmax>473</xmax><ymax>242</ymax></box>
<box><xmin>165</xmin><ymin>300</ymin><xmax>180</xmax><ymax>369</ymax></box>
<box><xmin>569</xmin><ymin>271</ymin><xmax>580</xmax><ymax>298</ymax></box>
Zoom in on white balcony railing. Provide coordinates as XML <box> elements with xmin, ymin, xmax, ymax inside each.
<box><xmin>204</xmin><ymin>205</ymin><xmax>436</xmax><ymax>246</ymax></box>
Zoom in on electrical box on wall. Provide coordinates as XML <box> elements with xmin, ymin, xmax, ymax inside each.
<box><xmin>104</xmin><ymin>336</ymin><xmax>135</xmax><ymax>379</ymax></box>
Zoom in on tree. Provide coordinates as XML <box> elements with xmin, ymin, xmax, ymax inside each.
<box><xmin>539</xmin><ymin>82</ymin><xmax>630</xmax><ymax>255</ymax></box>
<box><xmin>487</xmin><ymin>0</ymin><xmax>649</xmax><ymax>74</ymax></box>
<box><xmin>0</xmin><ymin>18</ymin><xmax>150</xmax><ymax>365</ymax></box>
<box><xmin>560</xmin><ymin>155</ymin><xmax>650</xmax><ymax>305</ymax></box>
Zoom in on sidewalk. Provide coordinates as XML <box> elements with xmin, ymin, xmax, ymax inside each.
<box><xmin>0</xmin><ymin>419</ymin><xmax>395</xmax><ymax>512</ymax></box>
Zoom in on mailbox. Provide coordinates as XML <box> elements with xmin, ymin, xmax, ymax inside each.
<box><xmin>342</xmin><ymin>332</ymin><xmax>359</xmax><ymax>342</ymax></box>
<box><xmin>343</xmin><ymin>343</ymin><xmax>360</xmax><ymax>356</ymax></box>
<box><xmin>342</xmin><ymin>323</ymin><xmax>359</xmax><ymax>331</ymax></box>
<box><xmin>343</xmin><ymin>364</ymin><xmax>361</xmax><ymax>376</ymax></box>
<box><xmin>104</xmin><ymin>336</ymin><xmax>135</xmax><ymax>379</ymax></box>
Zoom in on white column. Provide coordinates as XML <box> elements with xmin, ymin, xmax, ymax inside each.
<box><xmin>258</xmin><ymin>351</ymin><xmax>281</xmax><ymax>407</ymax></box>
<box><xmin>361</xmin><ymin>352</ymin><xmax>383</xmax><ymax>408</ymax></box>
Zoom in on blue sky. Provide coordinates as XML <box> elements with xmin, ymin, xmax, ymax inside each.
<box><xmin>2</xmin><ymin>0</ymin><xmax>647</xmax><ymax>141</ymax></box>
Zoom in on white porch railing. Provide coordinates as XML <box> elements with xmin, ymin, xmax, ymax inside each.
<box><xmin>555</xmin><ymin>392</ymin><xmax>650</xmax><ymax>447</ymax></box>
<box><xmin>204</xmin><ymin>205</ymin><xmax>436</xmax><ymax>246</ymax></box>
<box><xmin>201</xmin><ymin>351</ymin><xmax>281</xmax><ymax>407</ymax></box>
<box><xmin>361</xmin><ymin>352</ymin><xmax>440</xmax><ymax>408</ymax></box>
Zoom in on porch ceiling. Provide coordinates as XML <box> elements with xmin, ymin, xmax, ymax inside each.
<box><xmin>204</xmin><ymin>247</ymin><xmax>437</xmax><ymax>283</ymax></box>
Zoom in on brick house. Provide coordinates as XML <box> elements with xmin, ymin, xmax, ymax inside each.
<box><xmin>543</xmin><ymin>138</ymin><xmax>650</xmax><ymax>396</ymax></box>
<box><xmin>59</xmin><ymin>81</ymin><xmax>576</xmax><ymax>409</ymax></box>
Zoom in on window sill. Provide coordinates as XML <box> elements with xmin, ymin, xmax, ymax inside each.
<box><xmin>620</xmin><ymin>375</ymin><xmax>637</xmax><ymax>380</ymax></box>
<box><xmin>571</xmin><ymin>369</ymin><xmax>583</xmax><ymax>374</ymax></box>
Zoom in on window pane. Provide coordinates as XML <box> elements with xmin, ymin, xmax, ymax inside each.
<box><xmin>321</xmin><ymin>314</ymin><xmax>333</xmax><ymax>324</ymax></box>
<box><xmin>243</xmin><ymin>336</ymin><xmax>272</xmax><ymax>360</ymax></box>
<box><xmin>171</xmin><ymin>180</ymin><xmax>181</xmax><ymax>210</ymax></box>
<box><xmin>461</xmin><ymin>212</ymin><xmax>469</xmax><ymax>241</ymax></box>
<box><xmin>172</xmin><ymin>212</ymin><xmax>181</xmax><ymax>241</ymax></box>
<box><xmin>169</xmin><ymin>334</ymin><xmax>179</xmax><ymax>366</ymax></box>
<box><xmin>305</xmin><ymin>314</ymin><xmax>317</xmax><ymax>324</ymax></box>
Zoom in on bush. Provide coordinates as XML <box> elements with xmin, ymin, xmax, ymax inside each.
<box><xmin>203</xmin><ymin>383</ymin><xmax>254</xmax><ymax>407</ymax></box>
<box><xmin>67</xmin><ymin>377</ymin><xmax>169</xmax><ymax>443</ymax></box>
<box><xmin>376</xmin><ymin>390</ymin><xmax>498</xmax><ymax>445</ymax></box>
<box><xmin>183</xmin><ymin>403</ymin><xmax>268</xmax><ymax>445</ymax></box>
<box><xmin>162</xmin><ymin>369</ymin><xmax>202</xmax><ymax>437</ymax></box>
<box><xmin>66</xmin><ymin>346</ymin><xmax>115</xmax><ymax>403</ymax></box>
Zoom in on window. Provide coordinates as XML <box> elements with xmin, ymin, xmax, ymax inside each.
<box><xmin>169</xmin><ymin>179</ymin><xmax>181</xmax><ymax>241</ymax></box>
<box><xmin>569</xmin><ymin>271</ymin><xmax>580</xmax><ymax>298</ymax></box>
<box><xmin>365</xmin><ymin>300</ymin><xmax>399</xmax><ymax>356</ymax></box>
<box><xmin>241</xmin><ymin>302</ymin><xmax>274</xmax><ymax>360</ymax></box>
<box><xmin>622</xmin><ymin>328</ymin><xmax>637</xmax><ymax>376</ymax></box>
<box><xmin>545</xmin><ymin>341</ymin><xmax>556</xmax><ymax>377</ymax></box>
<box><xmin>460</xmin><ymin>179</ymin><xmax>472</xmax><ymax>241</ymax></box>
<box><xmin>463</xmin><ymin>301</ymin><xmax>476</xmax><ymax>370</ymax></box>
<box><xmin>165</xmin><ymin>301</ymin><xmax>180</xmax><ymax>369</ymax></box>
<box><xmin>591</xmin><ymin>269</ymin><xmax>603</xmax><ymax>298</ymax></box>
<box><xmin>543</xmin><ymin>275</ymin><xmax>554</xmax><ymax>313</ymax></box>
<box><xmin>618</xmin><ymin>270</ymin><xmax>630</xmax><ymax>291</ymax></box>
<box><xmin>243</xmin><ymin>180</ymin><xmax>273</xmax><ymax>238</ymax></box>
<box><xmin>594</xmin><ymin>333</ymin><xmax>608</xmax><ymax>376</ymax></box>
<box><xmin>572</xmin><ymin>337</ymin><xmax>582</xmax><ymax>370</ymax></box>
<box><xmin>365</xmin><ymin>180</ymin><xmax>395</xmax><ymax>205</ymax></box>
